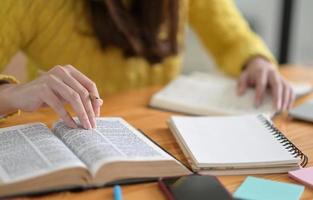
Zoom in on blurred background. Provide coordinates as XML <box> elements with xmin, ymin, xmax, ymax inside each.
<box><xmin>2</xmin><ymin>0</ymin><xmax>313</xmax><ymax>81</ymax></box>
<box><xmin>183</xmin><ymin>0</ymin><xmax>313</xmax><ymax>74</ymax></box>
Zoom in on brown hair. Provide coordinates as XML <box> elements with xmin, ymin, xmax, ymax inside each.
<box><xmin>86</xmin><ymin>0</ymin><xmax>179</xmax><ymax>64</ymax></box>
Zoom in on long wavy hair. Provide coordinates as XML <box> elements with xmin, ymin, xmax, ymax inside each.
<box><xmin>86</xmin><ymin>0</ymin><xmax>179</xmax><ymax>64</ymax></box>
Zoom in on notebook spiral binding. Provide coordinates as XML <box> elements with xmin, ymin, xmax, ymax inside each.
<box><xmin>257</xmin><ymin>115</ymin><xmax>308</xmax><ymax>167</ymax></box>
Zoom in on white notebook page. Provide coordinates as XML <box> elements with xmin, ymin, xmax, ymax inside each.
<box><xmin>170</xmin><ymin>115</ymin><xmax>299</xmax><ymax>168</ymax></box>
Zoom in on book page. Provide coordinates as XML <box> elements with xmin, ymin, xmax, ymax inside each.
<box><xmin>190</xmin><ymin>72</ymin><xmax>274</xmax><ymax>113</ymax></box>
<box><xmin>0</xmin><ymin>123</ymin><xmax>85</xmax><ymax>184</ymax></box>
<box><xmin>150</xmin><ymin>74</ymin><xmax>275</xmax><ymax>116</ymax></box>
<box><xmin>53</xmin><ymin>118</ymin><xmax>173</xmax><ymax>175</ymax></box>
<box><xmin>191</xmin><ymin>71</ymin><xmax>313</xmax><ymax>98</ymax></box>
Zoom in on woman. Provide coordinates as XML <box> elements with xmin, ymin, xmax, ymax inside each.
<box><xmin>0</xmin><ymin>0</ymin><xmax>293</xmax><ymax>129</ymax></box>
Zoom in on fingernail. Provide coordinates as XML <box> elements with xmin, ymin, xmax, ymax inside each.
<box><xmin>84</xmin><ymin>121</ymin><xmax>92</xmax><ymax>130</ymax></box>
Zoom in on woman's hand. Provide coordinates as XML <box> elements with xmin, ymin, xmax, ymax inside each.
<box><xmin>237</xmin><ymin>57</ymin><xmax>294</xmax><ymax>111</ymax></box>
<box><xmin>0</xmin><ymin>65</ymin><xmax>103</xmax><ymax>129</ymax></box>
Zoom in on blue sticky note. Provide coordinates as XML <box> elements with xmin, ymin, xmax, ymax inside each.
<box><xmin>234</xmin><ymin>176</ymin><xmax>304</xmax><ymax>200</ymax></box>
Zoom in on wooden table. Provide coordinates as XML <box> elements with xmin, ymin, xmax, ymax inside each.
<box><xmin>2</xmin><ymin>66</ymin><xmax>313</xmax><ymax>200</ymax></box>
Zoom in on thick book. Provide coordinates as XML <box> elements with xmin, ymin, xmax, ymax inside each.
<box><xmin>168</xmin><ymin>114</ymin><xmax>308</xmax><ymax>175</ymax></box>
<box><xmin>150</xmin><ymin>72</ymin><xmax>312</xmax><ymax>116</ymax></box>
<box><xmin>0</xmin><ymin>118</ymin><xmax>191</xmax><ymax>197</ymax></box>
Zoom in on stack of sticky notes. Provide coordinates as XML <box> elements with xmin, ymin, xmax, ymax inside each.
<box><xmin>234</xmin><ymin>176</ymin><xmax>304</xmax><ymax>200</ymax></box>
<box><xmin>289</xmin><ymin>167</ymin><xmax>313</xmax><ymax>188</ymax></box>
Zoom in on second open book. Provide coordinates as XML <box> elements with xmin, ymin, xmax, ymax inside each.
<box><xmin>150</xmin><ymin>72</ymin><xmax>313</xmax><ymax>116</ymax></box>
<box><xmin>0</xmin><ymin>118</ymin><xmax>191</xmax><ymax>197</ymax></box>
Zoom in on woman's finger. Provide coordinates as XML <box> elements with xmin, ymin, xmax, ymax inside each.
<box><xmin>52</xmin><ymin>66</ymin><xmax>96</xmax><ymax>128</ymax></box>
<box><xmin>90</xmin><ymin>95</ymin><xmax>103</xmax><ymax>117</ymax></box>
<box><xmin>40</xmin><ymin>85</ymin><xmax>77</xmax><ymax>128</ymax></box>
<box><xmin>284</xmin><ymin>82</ymin><xmax>295</xmax><ymax>110</ymax></box>
<box><xmin>288</xmin><ymin>88</ymin><xmax>296</xmax><ymax>109</ymax></box>
<box><xmin>254</xmin><ymin>70</ymin><xmax>268</xmax><ymax>107</ymax></box>
<box><xmin>64</xmin><ymin>65</ymin><xmax>102</xmax><ymax>117</ymax></box>
<box><xmin>46</xmin><ymin>74</ymin><xmax>92</xmax><ymax>129</ymax></box>
<box><xmin>269</xmin><ymin>72</ymin><xmax>283</xmax><ymax>111</ymax></box>
<box><xmin>281</xmin><ymin>82</ymin><xmax>290</xmax><ymax>111</ymax></box>
<box><xmin>237</xmin><ymin>71</ymin><xmax>248</xmax><ymax>96</ymax></box>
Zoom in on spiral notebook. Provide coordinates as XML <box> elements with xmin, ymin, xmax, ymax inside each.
<box><xmin>168</xmin><ymin>114</ymin><xmax>308</xmax><ymax>175</ymax></box>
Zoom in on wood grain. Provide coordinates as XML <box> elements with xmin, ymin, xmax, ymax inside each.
<box><xmin>2</xmin><ymin>66</ymin><xmax>313</xmax><ymax>200</ymax></box>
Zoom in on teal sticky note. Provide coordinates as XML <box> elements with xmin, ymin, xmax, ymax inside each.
<box><xmin>234</xmin><ymin>176</ymin><xmax>304</xmax><ymax>200</ymax></box>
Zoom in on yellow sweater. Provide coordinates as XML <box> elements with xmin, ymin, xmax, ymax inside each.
<box><xmin>0</xmin><ymin>0</ymin><xmax>275</xmax><ymax>95</ymax></box>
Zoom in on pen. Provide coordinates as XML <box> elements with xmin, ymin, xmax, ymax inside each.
<box><xmin>114</xmin><ymin>185</ymin><xmax>123</xmax><ymax>200</ymax></box>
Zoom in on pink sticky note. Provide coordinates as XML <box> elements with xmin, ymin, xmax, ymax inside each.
<box><xmin>289</xmin><ymin>167</ymin><xmax>313</xmax><ymax>188</ymax></box>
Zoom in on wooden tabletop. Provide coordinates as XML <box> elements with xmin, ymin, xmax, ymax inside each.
<box><xmin>3</xmin><ymin>66</ymin><xmax>313</xmax><ymax>200</ymax></box>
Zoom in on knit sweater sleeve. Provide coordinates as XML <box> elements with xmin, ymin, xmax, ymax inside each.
<box><xmin>0</xmin><ymin>0</ymin><xmax>33</xmax><ymax>120</ymax></box>
<box><xmin>0</xmin><ymin>0</ymin><xmax>38</xmax><ymax>70</ymax></box>
<box><xmin>188</xmin><ymin>0</ymin><xmax>277</xmax><ymax>76</ymax></box>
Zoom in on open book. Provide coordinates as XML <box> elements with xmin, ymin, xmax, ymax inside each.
<box><xmin>150</xmin><ymin>72</ymin><xmax>313</xmax><ymax>116</ymax></box>
<box><xmin>0</xmin><ymin>118</ymin><xmax>191</xmax><ymax>197</ymax></box>
<box><xmin>168</xmin><ymin>114</ymin><xmax>308</xmax><ymax>175</ymax></box>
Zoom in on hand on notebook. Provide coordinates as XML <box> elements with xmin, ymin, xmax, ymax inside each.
<box><xmin>0</xmin><ymin>65</ymin><xmax>103</xmax><ymax>129</ymax></box>
<box><xmin>237</xmin><ymin>57</ymin><xmax>294</xmax><ymax>111</ymax></box>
